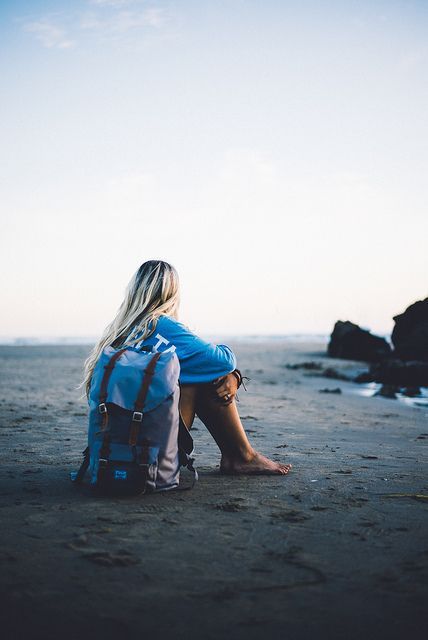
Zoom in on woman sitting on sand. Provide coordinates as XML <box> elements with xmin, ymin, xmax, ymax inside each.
<box><xmin>83</xmin><ymin>260</ymin><xmax>291</xmax><ymax>476</ymax></box>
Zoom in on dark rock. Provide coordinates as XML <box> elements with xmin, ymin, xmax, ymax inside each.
<box><xmin>402</xmin><ymin>387</ymin><xmax>421</xmax><ymax>398</ymax></box>
<box><xmin>369</xmin><ymin>360</ymin><xmax>428</xmax><ymax>387</ymax></box>
<box><xmin>391</xmin><ymin>298</ymin><xmax>428</xmax><ymax>361</ymax></box>
<box><xmin>287</xmin><ymin>362</ymin><xmax>352</xmax><ymax>381</ymax></box>
<box><xmin>328</xmin><ymin>321</ymin><xmax>391</xmax><ymax>363</ymax></box>
<box><xmin>321</xmin><ymin>367</ymin><xmax>351</xmax><ymax>381</ymax></box>
<box><xmin>375</xmin><ymin>385</ymin><xmax>399</xmax><ymax>399</ymax></box>
<box><xmin>318</xmin><ymin>388</ymin><xmax>342</xmax><ymax>394</ymax></box>
<box><xmin>285</xmin><ymin>362</ymin><xmax>323</xmax><ymax>370</ymax></box>
<box><xmin>354</xmin><ymin>371</ymin><xmax>376</xmax><ymax>383</ymax></box>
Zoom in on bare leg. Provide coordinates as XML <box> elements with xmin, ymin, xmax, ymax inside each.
<box><xmin>179</xmin><ymin>385</ymin><xmax>197</xmax><ymax>429</ymax></box>
<box><xmin>179</xmin><ymin>384</ymin><xmax>292</xmax><ymax>475</ymax></box>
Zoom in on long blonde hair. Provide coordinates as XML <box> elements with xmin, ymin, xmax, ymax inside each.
<box><xmin>82</xmin><ymin>260</ymin><xmax>180</xmax><ymax>397</ymax></box>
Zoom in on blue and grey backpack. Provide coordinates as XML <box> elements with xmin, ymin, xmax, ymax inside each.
<box><xmin>72</xmin><ymin>346</ymin><xmax>197</xmax><ymax>495</ymax></box>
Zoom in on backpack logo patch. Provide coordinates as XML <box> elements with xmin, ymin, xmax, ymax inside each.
<box><xmin>114</xmin><ymin>469</ymin><xmax>128</xmax><ymax>481</ymax></box>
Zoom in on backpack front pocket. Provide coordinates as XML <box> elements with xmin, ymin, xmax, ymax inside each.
<box><xmin>97</xmin><ymin>458</ymin><xmax>158</xmax><ymax>495</ymax></box>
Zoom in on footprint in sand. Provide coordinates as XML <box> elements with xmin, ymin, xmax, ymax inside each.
<box><xmin>22</xmin><ymin>486</ymin><xmax>42</xmax><ymax>494</ymax></box>
<box><xmin>270</xmin><ymin>510</ymin><xmax>310</xmax><ymax>523</ymax></box>
<box><xmin>66</xmin><ymin>534</ymin><xmax>90</xmax><ymax>550</ymax></box>
<box><xmin>358</xmin><ymin>520</ymin><xmax>377</xmax><ymax>528</ymax></box>
<box><xmin>65</xmin><ymin>533</ymin><xmax>141</xmax><ymax>567</ymax></box>
<box><xmin>133</xmin><ymin>504</ymin><xmax>176</xmax><ymax>514</ymax></box>
<box><xmin>216</xmin><ymin>500</ymin><xmax>247</xmax><ymax>512</ymax></box>
<box><xmin>82</xmin><ymin>550</ymin><xmax>140</xmax><ymax>567</ymax></box>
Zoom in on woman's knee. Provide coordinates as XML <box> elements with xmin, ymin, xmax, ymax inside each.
<box><xmin>195</xmin><ymin>384</ymin><xmax>233</xmax><ymax>415</ymax></box>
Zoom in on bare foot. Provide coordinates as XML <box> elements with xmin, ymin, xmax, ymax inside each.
<box><xmin>220</xmin><ymin>451</ymin><xmax>292</xmax><ymax>476</ymax></box>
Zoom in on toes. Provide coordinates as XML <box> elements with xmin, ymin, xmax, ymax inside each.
<box><xmin>279</xmin><ymin>464</ymin><xmax>292</xmax><ymax>475</ymax></box>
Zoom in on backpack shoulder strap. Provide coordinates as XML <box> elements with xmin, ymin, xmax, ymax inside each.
<box><xmin>98</xmin><ymin>348</ymin><xmax>128</xmax><ymax>411</ymax></box>
<box><xmin>134</xmin><ymin>352</ymin><xmax>162</xmax><ymax>412</ymax></box>
<box><xmin>128</xmin><ymin>352</ymin><xmax>162</xmax><ymax>446</ymax></box>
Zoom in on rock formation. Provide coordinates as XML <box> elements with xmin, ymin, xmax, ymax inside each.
<box><xmin>327</xmin><ymin>321</ymin><xmax>391</xmax><ymax>363</ymax></box>
<box><xmin>367</xmin><ymin>359</ymin><xmax>428</xmax><ymax>387</ymax></box>
<box><xmin>391</xmin><ymin>298</ymin><xmax>428</xmax><ymax>361</ymax></box>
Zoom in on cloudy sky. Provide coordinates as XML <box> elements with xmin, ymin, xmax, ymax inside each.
<box><xmin>1</xmin><ymin>0</ymin><xmax>427</xmax><ymax>339</ymax></box>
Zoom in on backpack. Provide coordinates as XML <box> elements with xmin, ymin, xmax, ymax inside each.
<box><xmin>71</xmin><ymin>346</ymin><xmax>197</xmax><ymax>495</ymax></box>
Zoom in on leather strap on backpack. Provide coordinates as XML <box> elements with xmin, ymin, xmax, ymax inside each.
<box><xmin>97</xmin><ymin>348</ymin><xmax>128</xmax><ymax>466</ymax></box>
<box><xmin>129</xmin><ymin>352</ymin><xmax>162</xmax><ymax>446</ymax></box>
<box><xmin>98</xmin><ymin>348</ymin><xmax>128</xmax><ymax>429</ymax></box>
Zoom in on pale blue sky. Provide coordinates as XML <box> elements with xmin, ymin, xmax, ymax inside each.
<box><xmin>1</xmin><ymin>0</ymin><xmax>427</xmax><ymax>338</ymax></box>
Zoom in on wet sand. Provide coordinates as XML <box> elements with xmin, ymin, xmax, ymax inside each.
<box><xmin>0</xmin><ymin>341</ymin><xmax>427</xmax><ymax>640</ymax></box>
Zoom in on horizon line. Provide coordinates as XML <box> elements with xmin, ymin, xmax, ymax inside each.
<box><xmin>0</xmin><ymin>331</ymin><xmax>392</xmax><ymax>347</ymax></box>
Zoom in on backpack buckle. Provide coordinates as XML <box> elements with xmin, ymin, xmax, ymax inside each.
<box><xmin>98</xmin><ymin>403</ymin><xmax>107</xmax><ymax>414</ymax></box>
<box><xmin>132</xmin><ymin>411</ymin><xmax>143</xmax><ymax>422</ymax></box>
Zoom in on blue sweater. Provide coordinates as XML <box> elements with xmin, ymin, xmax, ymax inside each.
<box><xmin>131</xmin><ymin>316</ymin><xmax>237</xmax><ymax>384</ymax></box>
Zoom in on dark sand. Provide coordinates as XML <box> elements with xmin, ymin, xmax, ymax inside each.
<box><xmin>0</xmin><ymin>342</ymin><xmax>427</xmax><ymax>640</ymax></box>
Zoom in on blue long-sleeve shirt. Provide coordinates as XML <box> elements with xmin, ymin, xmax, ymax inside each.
<box><xmin>129</xmin><ymin>316</ymin><xmax>237</xmax><ymax>384</ymax></box>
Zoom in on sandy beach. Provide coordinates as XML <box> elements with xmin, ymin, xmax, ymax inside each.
<box><xmin>0</xmin><ymin>340</ymin><xmax>427</xmax><ymax>640</ymax></box>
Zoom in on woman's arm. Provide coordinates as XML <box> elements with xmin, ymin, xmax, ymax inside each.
<box><xmin>156</xmin><ymin>317</ymin><xmax>237</xmax><ymax>384</ymax></box>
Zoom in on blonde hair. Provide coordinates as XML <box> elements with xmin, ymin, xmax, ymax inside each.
<box><xmin>82</xmin><ymin>260</ymin><xmax>180</xmax><ymax>397</ymax></box>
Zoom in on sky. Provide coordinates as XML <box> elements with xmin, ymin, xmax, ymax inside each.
<box><xmin>1</xmin><ymin>0</ymin><xmax>427</xmax><ymax>339</ymax></box>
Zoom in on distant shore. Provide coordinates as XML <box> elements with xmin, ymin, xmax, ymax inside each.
<box><xmin>0</xmin><ymin>333</ymin><xmax>333</xmax><ymax>346</ymax></box>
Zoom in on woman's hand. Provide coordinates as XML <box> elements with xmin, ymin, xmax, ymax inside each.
<box><xmin>212</xmin><ymin>372</ymin><xmax>239</xmax><ymax>405</ymax></box>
